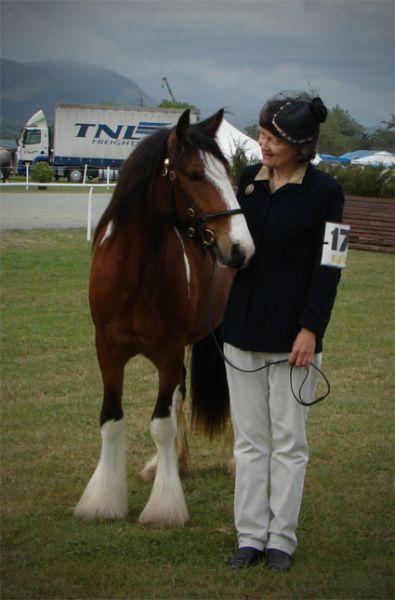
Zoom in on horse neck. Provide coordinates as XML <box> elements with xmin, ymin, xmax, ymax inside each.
<box><xmin>117</xmin><ymin>177</ymin><xmax>172</xmax><ymax>260</ymax></box>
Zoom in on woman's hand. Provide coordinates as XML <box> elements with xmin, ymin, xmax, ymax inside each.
<box><xmin>289</xmin><ymin>328</ymin><xmax>316</xmax><ymax>369</ymax></box>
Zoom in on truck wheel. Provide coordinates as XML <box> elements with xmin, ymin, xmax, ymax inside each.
<box><xmin>68</xmin><ymin>168</ymin><xmax>83</xmax><ymax>183</ymax></box>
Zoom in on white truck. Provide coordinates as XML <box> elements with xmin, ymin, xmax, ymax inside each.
<box><xmin>17</xmin><ymin>103</ymin><xmax>198</xmax><ymax>182</ymax></box>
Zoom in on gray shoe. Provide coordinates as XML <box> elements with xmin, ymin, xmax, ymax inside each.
<box><xmin>265</xmin><ymin>549</ymin><xmax>291</xmax><ymax>572</ymax></box>
<box><xmin>228</xmin><ymin>546</ymin><xmax>264</xmax><ymax>569</ymax></box>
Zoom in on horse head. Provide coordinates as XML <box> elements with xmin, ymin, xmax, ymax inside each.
<box><xmin>162</xmin><ymin>109</ymin><xmax>255</xmax><ymax>269</ymax></box>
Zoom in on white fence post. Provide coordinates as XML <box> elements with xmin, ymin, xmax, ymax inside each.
<box><xmin>106</xmin><ymin>166</ymin><xmax>110</xmax><ymax>189</ymax></box>
<box><xmin>87</xmin><ymin>186</ymin><xmax>93</xmax><ymax>242</ymax></box>
<box><xmin>83</xmin><ymin>164</ymin><xmax>88</xmax><ymax>185</ymax></box>
<box><xmin>25</xmin><ymin>164</ymin><xmax>29</xmax><ymax>190</ymax></box>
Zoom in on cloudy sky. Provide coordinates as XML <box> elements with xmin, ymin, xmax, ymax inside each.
<box><xmin>1</xmin><ymin>0</ymin><xmax>393</xmax><ymax>128</ymax></box>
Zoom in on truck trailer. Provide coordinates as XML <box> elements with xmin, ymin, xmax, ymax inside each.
<box><xmin>17</xmin><ymin>103</ymin><xmax>198</xmax><ymax>182</ymax></box>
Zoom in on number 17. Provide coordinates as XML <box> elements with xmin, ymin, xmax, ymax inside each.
<box><xmin>331</xmin><ymin>227</ymin><xmax>349</xmax><ymax>252</ymax></box>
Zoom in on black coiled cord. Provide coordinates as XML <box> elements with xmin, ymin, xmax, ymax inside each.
<box><xmin>207</xmin><ymin>256</ymin><xmax>330</xmax><ymax>407</ymax></box>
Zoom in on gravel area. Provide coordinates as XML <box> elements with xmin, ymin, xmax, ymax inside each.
<box><xmin>0</xmin><ymin>191</ymin><xmax>112</xmax><ymax>230</ymax></box>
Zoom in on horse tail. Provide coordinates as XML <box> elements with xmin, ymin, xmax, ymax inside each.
<box><xmin>190</xmin><ymin>331</ymin><xmax>230</xmax><ymax>438</ymax></box>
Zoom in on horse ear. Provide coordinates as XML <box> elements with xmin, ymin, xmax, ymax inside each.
<box><xmin>167</xmin><ymin>109</ymin><xmax>190</xmax><ymax>150</ymax></box>
<box><xmin>176</xmin><ymin>109</ymin><xmax>191</xmax><ymax>139</ymax></box>
<box><xmin>197</xmin><ymin>109</ymin><xmax>224</xmax><ymax>137</ymax></box>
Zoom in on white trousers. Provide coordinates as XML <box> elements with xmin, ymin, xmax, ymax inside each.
<box><xmin>224</xmin><ymin>342</ymin><xmax>322</xmax><ymax>555</ymax></box>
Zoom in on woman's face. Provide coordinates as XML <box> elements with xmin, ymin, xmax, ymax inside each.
<box><xmin>258</xmin><ymin>126</ymin><xmax>297</xmax><ymax>170</ymax></box>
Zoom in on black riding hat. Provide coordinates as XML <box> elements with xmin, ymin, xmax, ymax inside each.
<box><xmin>271</xmin><ymin>97</ymin><xmax>328</xmax><ymax>144</ymax></box>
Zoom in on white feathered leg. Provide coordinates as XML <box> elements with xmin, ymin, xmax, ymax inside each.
<box><xmin>140</xmin><ymin>389</ymin><xmax>189</xmax><ymax>482</ymax></box>
<box><xmin>74</xmin><ymin>418</ymin><xmax>127</xmax><ymax>520</ymax></box>
<box><xmin>138</xmin><ymin>387</ymin><xmax>189</xmax><ymax>526</ymax></box>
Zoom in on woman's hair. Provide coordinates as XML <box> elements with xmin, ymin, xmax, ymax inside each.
<box><xmin>259</xmin><ymin>95</ymin><xmax>327</xmax><ymax>163</ymax></box>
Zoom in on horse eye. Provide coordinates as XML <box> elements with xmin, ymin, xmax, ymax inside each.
<box><xmin>186</xmin><ymin>171</ymin><xmax>202</xmax><ymax>182</ymax></box>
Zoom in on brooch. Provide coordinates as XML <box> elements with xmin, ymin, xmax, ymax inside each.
<box><xmin>244</xmin><ymin>184</ymin><xmax>254</xmax><ymax>195</ymax></box>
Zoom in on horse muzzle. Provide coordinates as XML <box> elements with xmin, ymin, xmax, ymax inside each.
<box><xmin>215</xmin><ymin>240</ymin><xmax>254</xmax><ymax>269</ymax></box>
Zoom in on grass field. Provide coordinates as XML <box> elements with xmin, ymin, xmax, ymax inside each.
<box><xmin>1</xmin><ymin>229</ymin><xmax>393</xmax><ymax>599</ymax></box>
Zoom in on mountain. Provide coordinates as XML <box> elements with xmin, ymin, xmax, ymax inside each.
<box><xmin>0</xmin><ymin>59</ymin><xmax>157</xmax><ymax>133</ymax></box>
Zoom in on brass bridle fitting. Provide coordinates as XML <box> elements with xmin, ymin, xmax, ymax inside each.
<box><xmin>161</xmin><ymin>155</ymin><xmax>242</xmax><ymax>249</ymax></box>
<box><xmin>202</xmin><ymin>228</ymin><xmax>216</xmax><ymax>247</ymax></box>
<box><xmin>162</xmin><ymin>158</ymin><xmax>176</xmax><ymax>180</ymax></box>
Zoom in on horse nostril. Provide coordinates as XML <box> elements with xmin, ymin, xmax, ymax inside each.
<box><xmin>230</xmin><ymin>243</ymin><xmax>246</xmax><ymax>268</ymax></box>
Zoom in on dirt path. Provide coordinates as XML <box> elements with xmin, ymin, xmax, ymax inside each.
<box><xmin>0</xmin><ymin>191</ymin><xmax>111</xmax><ymax>230</ymax></box>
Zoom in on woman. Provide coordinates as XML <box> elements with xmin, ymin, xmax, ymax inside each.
<box><xmin>222</xmin><ymin>95</ymin><xmax>345</xmax><ymax>571</ymax></box>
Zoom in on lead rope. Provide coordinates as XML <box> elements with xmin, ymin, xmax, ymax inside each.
<box><xmin>206</xmin><ymin>257</ymin><xmax>330</xmax><ymax>407</ymax></box>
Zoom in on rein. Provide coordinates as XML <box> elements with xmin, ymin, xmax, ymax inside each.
<box><xmin>205</xmin><ymin>245</ymin><xmax>331</xmax><ymax>408</ymax></box>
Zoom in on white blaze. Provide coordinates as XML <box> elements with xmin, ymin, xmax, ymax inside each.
<box><xmin>174</xmin><ymin>227</ymin><xmax>191</xmax><ymax>297</ymax></box>
<box><xmin>100</xmin><ymin>220</ymin><xmax>114</xmax><ymax>245</ymax></box>
<box><xmin>202</xmin><ymin>152</ymin><xmax>255</xmax><ymax>260</ymax></box>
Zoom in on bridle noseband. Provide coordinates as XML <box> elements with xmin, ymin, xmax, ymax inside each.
<box><xmin>162</xmin><ymin>157</ymin><xmax>243</xmax><ymax>248</ymax></box>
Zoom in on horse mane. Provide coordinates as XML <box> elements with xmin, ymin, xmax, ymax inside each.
<box><xmin>93</xmin><ymin>122</ymin><xmax>229</xmax><ymax>245</ymax></box>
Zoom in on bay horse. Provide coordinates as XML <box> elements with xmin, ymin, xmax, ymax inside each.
<box><xmin>74</xmin><ymin>109</ymin><xmax>255</xmax><ymax>526</ymax></box>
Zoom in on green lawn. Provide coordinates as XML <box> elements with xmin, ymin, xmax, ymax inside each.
<box><xmin>1</xmin><ymin>230</ymin><xmax>393</xmax><ymax>599</ymax></box>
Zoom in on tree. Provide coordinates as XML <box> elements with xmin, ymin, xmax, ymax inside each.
<box><xmin>244</xmin><ymin>124</ymin><xmax>259</xmax><ymax>140</ymax></box>
<box><xmin>381</xmin><ymin>114</ymin><xmax>395</xmax><ymax>130</ymax></box>
<box><xmin>159</xmin><ymin>99</ymin><xmax>198</xmax><ymax>110</ymax></box>
<box><xmin>369</xmin><ymin>127</ymin><xmax>395</xmax><ymax>152</ymax></box>
<box><xmin>317</xmin><ymin>105</ymin><xmax>367</xmax><ymax>155</ymax></box>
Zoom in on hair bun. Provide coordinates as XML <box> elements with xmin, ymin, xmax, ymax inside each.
<box><xmin>309</xmin><ymin>97</ymin><xmax>328</xmax><ymax>123</ymax></box>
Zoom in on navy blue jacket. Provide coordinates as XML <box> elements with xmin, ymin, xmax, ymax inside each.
<box><xmin>221</xmin><ymin>163</ymin><xmax>344</xmax><ymax>353</ymax></box>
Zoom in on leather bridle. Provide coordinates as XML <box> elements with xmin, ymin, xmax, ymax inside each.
<box><xmin>162</xmin><ymin>157</ymin><xmax>243</xmax><ymax>248</ymax></box>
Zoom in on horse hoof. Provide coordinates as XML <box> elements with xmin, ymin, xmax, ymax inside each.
<box><xmin>73</xmin><ymin>471</ymin><xmax>128</xmax><ymax>521</ymax></box>
<box><xmin>137</xmin><ymin>507</ymin><xmax>189</xmax><ymax>527</ymax></box>
<box><xmin>139</xmin><ymin>455</ymin><xmax>157</xmax><ymax>483</ymax></box>
<box><xmin>73</xmin><ymin>502</ymin><xmax>127</xmax><ymax>521</ymax></box>
<box><xmin>227</xmin><ymin>457</ymin><xmax>236</xmax><ymax>477</ymax></box>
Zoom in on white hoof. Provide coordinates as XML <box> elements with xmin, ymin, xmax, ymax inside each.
<box><xmin>138</xmin><ymin>487</ymin><xmax>189</xmax><ymax>526</ymax></box>
<box><xmin>74</xmin><ymin>419</ymin><xmax>127</xmax><ymax>521</ymax></box>
<box><xmin>74</xmin><ymin>467</ymin><xmax>127</xmax><ymax>521</ymax></box>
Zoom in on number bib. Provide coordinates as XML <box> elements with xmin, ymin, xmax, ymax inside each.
<box><xmin>321</xmin><ymin>222</ymin><xmax>350</xmax><ymax>269</ymax></box>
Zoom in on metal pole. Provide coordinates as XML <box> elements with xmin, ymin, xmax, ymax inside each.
<box><xmin>87</xmin><ymin>186</ymin><xmax>93</xmax><ymax>242</ymax></box>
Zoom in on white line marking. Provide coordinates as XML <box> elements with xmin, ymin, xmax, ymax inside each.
<box><xmin>174</xmin><ymin>227</ymin><xmax>191</xmax><ymax>297</ymax></box>
<box><xmin>100</xmin><ymin>220</ymin><xmax>114</xmax><ymax>245</ymax></box>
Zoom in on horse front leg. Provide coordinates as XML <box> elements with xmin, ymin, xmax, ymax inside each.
<box><xmin>138</xmin><ymin>351</ymin><xmax>189</xmax><ymax>526</ymax></box>
<box><xmin>74</xmin><ymin>331</ymin><xmax>127</xmax><ymax>521</ymax></box>
<box><xmin>139</xmin><ymin>364</ymin><xmax>189</xmax><ymax>482</ymax></box>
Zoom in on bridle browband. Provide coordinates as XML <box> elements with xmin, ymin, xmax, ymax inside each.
<box><xmin>161</xmin><ymin>157</ymin><xmax>243</xmax><ymax>248</ymax></box>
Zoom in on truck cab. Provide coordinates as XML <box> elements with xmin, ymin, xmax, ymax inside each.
<box><xmin>17</xmin><ymin>110</ymin><xmax>49</xmax><ymax>174</ymax></box>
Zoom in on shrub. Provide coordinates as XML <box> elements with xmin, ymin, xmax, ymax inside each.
<box><xmin>228</xmin><ymin>144</ymin><xmax>257</xmax><ymax>187</ymax></box>
<box><xmin>317</xmin><ymin>164</ymin><xmax>394</xmax><ymax>198</ymax></box>
<box><xmin>228</xmin><ymin>148</ymin><xmax>394</xmax><ymax>198</ymax></box>
<box><xmin>31</xmin><ymin>162</ymin><xmax>54</xmax><ymax>183</ymax></box>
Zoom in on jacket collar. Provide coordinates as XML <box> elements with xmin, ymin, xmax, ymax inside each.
<box><xmin>254</xmin><ymin>163</ymin><xmax>308</xmax><ymax>193</ymax></box>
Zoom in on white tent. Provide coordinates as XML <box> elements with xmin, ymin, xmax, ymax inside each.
<box><xmin>352</xmin><ymin>151</ymin><xmax>395</xmax><ymax>167</ymax></box>
<box><xmin>216</xmin><ymin>118</ymin><xmax>261</xmax><ymax>162</ymax></box>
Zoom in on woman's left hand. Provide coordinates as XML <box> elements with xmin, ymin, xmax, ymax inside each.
<box><xmin>289</xmin><ymin>328</ymin><xmax>316</xmax><ymax>369</ymax></box>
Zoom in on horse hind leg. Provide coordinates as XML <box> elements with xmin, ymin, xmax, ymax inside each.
<box><xmin>74</xmin><ymin>336</ymin><xmax>127</xmax><ymax>521</ymax></box>
<box><xmin>140</xmin><ymin>365</ymin><xmax>189</xmax><ymax>482</ymax></box>
<box><xmin>175</xmin><ymin>368</ymin><xmax>189</xmax><ymax>476</ymax></box>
